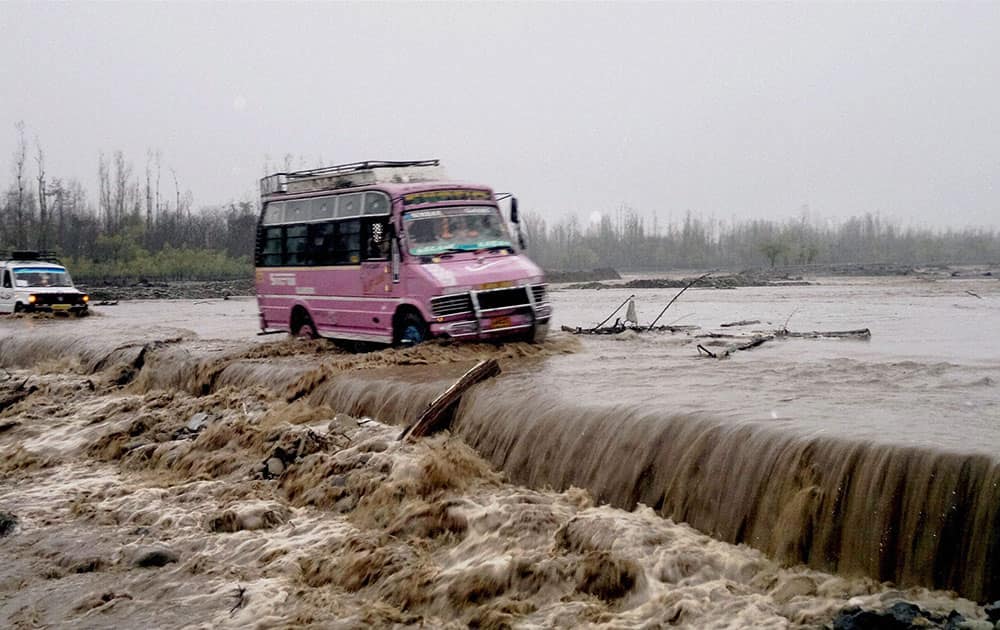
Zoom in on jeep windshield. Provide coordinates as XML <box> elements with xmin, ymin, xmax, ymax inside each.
<box><xmin>14</xmin><ymin>267</ymin><xmax>74</xmax><ymax>288</ymax></box>
<box><xmin>402</xmin><ymin>207</ymin><xmax>513</xmax><ymax>257</ymax></box>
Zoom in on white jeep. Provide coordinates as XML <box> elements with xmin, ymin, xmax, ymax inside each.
<box><xmin>0</xmin><ymin>251</ymin><xmax>90</xmax><ymax>315</ymax></box>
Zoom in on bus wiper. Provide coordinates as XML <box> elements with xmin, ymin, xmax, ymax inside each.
<box><xmin>435</xmin><ymin>248</ymin><xmax>468</xmax><ymax>257</ymax></box>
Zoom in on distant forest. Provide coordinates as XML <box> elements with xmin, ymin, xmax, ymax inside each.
<box><xmin>0</xmin><ymin>122</ymin><xmax>256</xmax><ymax>282</ymax></box>
<box><xmin>524</xmin><ymin>209</ymin><xmax>1000</xmax><ymax>272</ymax></box>
<box><xmin>2</xmin><ymin>122</ymin><xmax>998</xmax><ymax>281</ymax></box>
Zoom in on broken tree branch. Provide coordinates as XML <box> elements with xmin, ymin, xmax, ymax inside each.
<box><xmin>781</xmin><ymin>308</ymin><xmax>800</xmax><ymax>333</ymax></box>
<box><xmin>398</xmin><ymin>359</ymin><xmax>501</xmax><ymax>441</ymax></box>
<box><xmin>698</xmin><ymin>335</ymin><xmax>775</xmax><ymax>359</ymax></box>
<box><xmin>646</xmin><ymin>272</ymin><xmax>713</xmax><ymax>329</ymax></box>
<box><xmin>590</xmin><ymin>294</ymin><xmax>636</xmax><ymax>332</ymax></box>
<box><xmin>720</xmin><ymin>319</ymin><xmax>761</xmax><ymax>328</ymax></box>
<box><xmin>777</xmin><ymin>328</ymin><xmax>871</xmax><ymax>339</ymax></box>
<box><xmin>229</xmin><ymin>584</ymin><xmax>247</xmax><ymax>616</ymax></box>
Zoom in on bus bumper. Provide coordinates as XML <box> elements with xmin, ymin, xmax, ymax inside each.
<box><xmin>431</xmin><ymin>309</ymin><xmax>550</xmax><ymax>342</ymax></box>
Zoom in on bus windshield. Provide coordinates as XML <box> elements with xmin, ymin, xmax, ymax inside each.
<box><xmin>403</xmin><ymin>207</ymin><xmax>513</xmax><ymax>256</ymax></box>
<box><xmin>13</xmin><ymin>267</ymin><xmax>73</xmax><ymax>288</ymax></box>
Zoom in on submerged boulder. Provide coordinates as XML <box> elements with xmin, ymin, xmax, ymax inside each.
<box><xmin>132</xmin><ymin>545</ymin><xmax>179</xmax><ymax>568</ymax></box>
<box><xmin>0</xmin><ymin>511</ymin><xmax>16</xmax><ymax>537</ymax></box>
<box><xmin>985</xmin><ymin>602</ymin><xmax>1000</xmax><ymax>624</ymax></box>
<box><xmin>831</xmin><ymin>602</ymin><xmax>982</xmax><ymax>630</ymax></box>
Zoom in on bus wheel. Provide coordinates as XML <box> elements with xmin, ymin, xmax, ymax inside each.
<box><xmin>395</xmin><ymin>312</ymin><xmax>427</xmax><ymax>346</ymax></box>
<box><xmin>292</xmin><ymin>311</ymin><xmax>318</xmax><ymax>340</ymax></box>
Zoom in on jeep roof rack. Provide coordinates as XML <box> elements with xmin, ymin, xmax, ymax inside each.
<box><xmin>260</xmin><ymin>159</ymin><xmax>444</xmax><ymax>197</ymax></box>
<box><xmin>0</xmin><ymin>250</ymin><xmax>62</xmax><ymax>264</ymax></box>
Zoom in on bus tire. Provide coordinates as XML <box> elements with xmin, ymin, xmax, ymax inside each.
<box><xmin>394</xmin><ymin>311</ymin><xmax>428</xmax><ymax>346</ymax></box>
<box><xmin>291</xmin><ymin>308</ymin><xmax>318</xmax><ymax>340</ymax></box>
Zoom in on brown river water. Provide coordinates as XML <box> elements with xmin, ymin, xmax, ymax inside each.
<box><xmin>0</xmin><ymin>274</ymin><xmax>998</xmax><ymax>628</ymax></box>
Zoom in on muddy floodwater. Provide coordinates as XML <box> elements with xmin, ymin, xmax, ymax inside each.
<box><xmin>1</xmin><ymin>274</ymin><xmax>998</xmax><ymax>628</ymax></box>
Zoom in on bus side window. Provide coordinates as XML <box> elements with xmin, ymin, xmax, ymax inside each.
<box><xmin>338</xmin><ymin>194</ymin><xmax>362</xmax><ymax>218</ymax></box>
<box><xmin>285</xmin><ymin>225</ymin><xmax>309</xmax><ymax>265</ymax></box>
<box><xmin>2</xmin><ymin>270</ymin><xmax>11</xmax><ymax>288</ymax></box>
<box><xmin>262</xmin><ymin>227</ymin><xmax>283</xmax><ymax>266</ymax></box>
<box><xmin>310</xmin><ymin>222</ymin><xmax>338</xmax><ymax>266</ymax></box>
<box><xmin>363</xmin><ymin>219</ymin><xmax>390</xmax><ymax>260</ymax></box>
<box><xmin>286</xmin><ymin>200</ymin><xmax>310</xmax><ymax>223</ymax></box>
<box><xmin>364</xmin><ymin>192</ymin><xmax>390</xmax><ymax>216</ymax></box>
<box><xmin>337</xmin><ymin>219</ymin><xmax>361</xmax><ymax>264</ymax></box>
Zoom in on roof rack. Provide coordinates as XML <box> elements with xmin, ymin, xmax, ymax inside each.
<box><xmin>0</xmin><ymin>250</ymin><xmax>62</xmax><ymax>264</ymax></box>
<box><xmin>260</xmin><ymin>159</ymin><xmax>445</xmax><ymax>197</ymax></box>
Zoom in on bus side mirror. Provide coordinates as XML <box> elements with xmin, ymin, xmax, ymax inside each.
<box><xmin>509</xmin><ymin>198</ymin><xmax>526</xmax><ymax>250</ymax></box>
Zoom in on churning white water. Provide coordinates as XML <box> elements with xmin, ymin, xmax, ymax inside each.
<box><xmin>1</xmin><ymin>273</ymin><xmax>998</xmax><ymax>627</ymax></box>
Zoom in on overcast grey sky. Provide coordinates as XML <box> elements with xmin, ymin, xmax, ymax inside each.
<box><xmin>2</xmin><ymin>2</ymin><xmax>998</xmax><ymax>228</ymax></box>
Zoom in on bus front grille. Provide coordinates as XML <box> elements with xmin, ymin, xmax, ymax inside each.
<box><xmin>431</xmin><ymin>293</ymin><xmax>474</xmax><ymax>317</ymax></box>
<box><xmin>476</xmin><ymin>287</ymin><xmax>530</xmax><ymax>312</ymax></box>
<box><xmin>531</xmin><ymin>284</ymin><xmax>547</xmax><ymax>304</ymax></box>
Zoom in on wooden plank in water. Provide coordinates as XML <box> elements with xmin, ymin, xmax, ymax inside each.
<box><xmin>397</xmin><ymin>358</ymin><xmax>501</xmax><ymax>442</ymax></box>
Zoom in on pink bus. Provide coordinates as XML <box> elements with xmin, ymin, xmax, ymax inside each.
<box><xmin>254</xmin><ymin>160</ymin><xmax>551</xmax><ymax>345</ymax></box>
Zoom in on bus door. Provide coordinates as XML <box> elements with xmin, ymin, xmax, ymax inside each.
<box><xmin>359</xmin><ymin>218</ymin><xmax>397</xmax><ymax>334</ymax></box>
<box><xmin>360</xmin><ymin>219</ymin><xmax>393</xmax><ymax>297</ymax></box>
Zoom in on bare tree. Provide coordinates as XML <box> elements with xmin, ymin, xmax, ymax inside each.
<box><xmin>11</xmin><ymin>121</ymin><xmax>28</xmax><ymax>248</ymax></box>
<box><xmin>171</xmin><ymin>167</ymin><xmax>182</xmax><ymax>216</ymax></box>
<box><xmin>98</xmin><ymin>152</ymin><xmax>112</xmax><ymax>232</ymax></box>
<box><xmin>49</xmin><ymin>177</ymin><xmax>65</xmax><ymax>251</ymax></box>
<box><xmin>145</xmin><ymin>149</ymin><xmax>154</xmax><ymax>235</ymax></box>
<box><xmin>112</xmin><ymin>150</ymin><xmax>132</xmax><ymax>231</ymax></box>
<box><xmin>35</xmin><ymin>136</ymin><xmax>49</xmax><ymax>250</ymax></box>
<box><xmin>155</xmin><ymin>149</ymin><xmax>162</xmax><ymax>220</ymax></box>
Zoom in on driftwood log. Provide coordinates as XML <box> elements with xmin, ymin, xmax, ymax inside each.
<box><xmin>562</xmin><ymin>324</ymin><xmax>700</xmax><ymax>335</ymax></box>
<box><xmin>777</xmin><ymin>328</ymin><xmax>871</xmax><ymax>339</ymax></box>
<box><xmin>697</xmin><ymin>327</ymin><xmax>871</xmax><ymax>359</ymax></box>
<box><xmin>398</xmin><ymin>358</ymin><xmax>501</xmax><ymax>441</ymax></box>
<box><xmin>720</xmin><ymin>319</ymin><xmax>761</xmax><ymax>328</ymax></box>
<box><xmin>697</xmin><ymin>335</ymin><xmax>775</xmax><ymax>359</ymax></box>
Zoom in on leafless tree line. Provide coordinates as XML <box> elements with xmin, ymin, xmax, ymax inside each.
<box><xmin>1</xmin><ymin>122</ymin><xmax>257</xmax><ymax>264</ymax></box>
<box><xmin>523</xmin><ymin>208</ymin><xmax>1000</xmax><ymax>271</ymax></box>
<box><xmin>6</xmin><ymin>122</ymin><xmax>997</xmax><ymax>276</ymax></box>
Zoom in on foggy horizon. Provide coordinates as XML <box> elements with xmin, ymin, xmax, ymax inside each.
<box><xmin>2</xmin><ymin>2</ymin><xmax>999</xmax><ymax>230</ymax></box>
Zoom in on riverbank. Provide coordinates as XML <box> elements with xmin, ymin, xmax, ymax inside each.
<box><xmin>78</xmin><ymin>279</ymin><xmax>256</xmax><ymax>302</ymax></box>
<box><xmin>72</xmin><ymin>262</ymin><xmax>998</xmax><ymax>302</ymax></box>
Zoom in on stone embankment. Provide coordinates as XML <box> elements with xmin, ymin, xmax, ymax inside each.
<box><xmin>78</xmin><ymin>279</ymin><xmax>255</xmax><ymax>302</ymax></box>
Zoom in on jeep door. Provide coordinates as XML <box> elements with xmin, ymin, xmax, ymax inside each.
<box><xmin>0</xmin><ymin>269</ymin><xmax>15</xmax><ymax>313</ymax></box>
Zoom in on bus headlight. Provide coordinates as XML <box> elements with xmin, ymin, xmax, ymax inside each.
<box><xmin>28</xmin><ymin>294</ymin><xmax>37</xmax><ymax>304</ymax></box>
<box><xmin>82</xmin><ymin>294</ymin><xmax>90</xmax><ymax>303</ymax></box>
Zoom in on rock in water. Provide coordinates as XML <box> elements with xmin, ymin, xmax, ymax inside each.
<box><xmin>133</xmin><ymin>546</ymin><xmax>179</xmax><ymax>568</ymax></box>
<box><xmin>186</xmin><ymin>412</ymin><xmax>210</xmax><ymax>432</ymax></box>
<box><xmin>0</xmin><ymin>511</ymin><xmax>17</xmax><ymax>537</ymax></box>
<box><xmin>832</xmin><ymin>602</ymin><xmax>969</xmax><ymax>630</ymax></box>
<box><xmin>985</xmin><ymin>602</ymin><xmax>1000</xmax><ymax>624</ymax></box>
<box><xmin>266</xmin><ymin>457</ymin><xmax>285</xmax><ymax>477</ymax></box>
